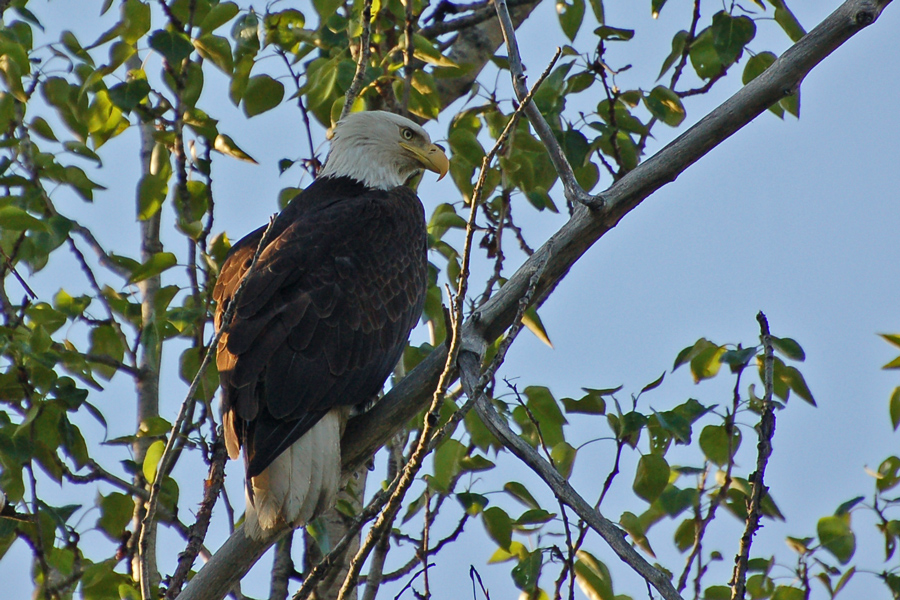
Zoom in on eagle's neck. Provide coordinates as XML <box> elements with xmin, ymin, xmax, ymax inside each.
<box><xmin>319</xmin><ymin>140</ymin><xmax>413</xmax><ymax>190</ymax></box>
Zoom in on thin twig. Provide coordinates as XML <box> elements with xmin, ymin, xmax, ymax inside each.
<box><xmin>491</xmin><ymin>0</ymin><xmax>592</xmax><ymax>206</ymax></box>
<box><xmin>165</xmin><ymin>435</ymin><xmax>228</xmax><ymax>599</ymax></box>
<box><xmin>340</xmin><ymin>0</ymin><xmax>374</xmax><ymax>122</ymax></box>
<box><xmin>730</xmin><ymin>312</ymin><xmax>777</xmax><ymax>600</ymax></box>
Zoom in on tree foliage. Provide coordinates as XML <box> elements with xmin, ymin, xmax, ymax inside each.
<box><xmin>0</xmin><ymin>0</ymin><xmax>894</xmax><ymax>599</ymax></box>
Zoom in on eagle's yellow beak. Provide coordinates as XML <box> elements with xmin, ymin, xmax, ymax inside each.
<box><xmin>401</xmin><ymin>142</ymin><xmax>450</xmax><ymax>181</ymax></box>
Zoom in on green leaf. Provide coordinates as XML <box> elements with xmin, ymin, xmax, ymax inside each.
<box><xmin>698</xmin><ymin>424</ymin><xmax>741</xmax><ymax>466</ymax></box>
<box><xmin>89</xmin><ymin>325</ymin><xmax>125</xmax><ymax>380</ymax></box>
<box><xmin>54</xmin><ymin>289</ymin><xmax>91</xmax><ymax>318</ymax></box>
<box><xmin>551</xmin><ymin>441</ymin><xmax>577</xmax><ymax>479</ymax></box>
<box><xmin>711</xmin><ymin>12</ymin><xmax>756</xmax><ymax>67</ymax></box>
<box><xmin>97</xmin><ymin>492</ymin><xmax>133</xmax><ymax>540</ymax></box>
<box><xmin>108</xmin><ymin>79</ymin><xmax>151</xmax><ymax>113</ymax></box>
<box><xmin>587</xmin><ymin>0</ymin><xmax>604</xmax><ymax>23</ymax></box>
<box><xmin>488</xmin><ymin>541</ymin><xmax>527</xmax><ymax>563</ymax></box>
<box><xmin>881</xmin><ymin>333</ymin><xmax>900</xmax><ymax>349</ymax></box>
<box><xmin>514</xmin><ymin>508</ymin><xmax>555</xmax><ymax>525</ymax></box>
<box><xmin>703</xmin><ymin>586</ymin><xmax>732</xmax><ymax>600</ymax></box>
<box><xmin>691</xmin><ymin>342</ymin><xmax>725</xmax><ymax>382</ymax></box>
<box><xmin>817</xmin><ymin>514</ymin><xmax>855</xmax><ymax>564</ymax></box>
<box><xmin>643</xmin><ymin>85</ymin><xmax>685</xmax><ymax>127</ymax></box>
<box><xmin>742</xmin><ymin>51</ymin><xmax>777</xmax><ymax>85</ymax></box>
<box><xmin>179</xmin><ymin>347</ymin><xmax>219</xmax><ymax>401</ymax></box>
<box><xmin>771</xmin><ymin>336</ymin><xmax>805</xmax><ymax>361</ymax></box>
<box><xmin>890</xmin><ymin>387</ymin><xmax>900</xmax><ymax>430</ymax></box>
<box><xmin>427</xmin><ymin>203</ymin><xmax>466</xmax><ymax>239</ymax></box>
<box><xmin>448</xmin><ymin>127</ymin><xmax>485</xmax><ymax>164</ymax></box>
<box><xmin>561</xmin><ymin>388</ymin><xmax>608</xmax><ymax>415</ymax></box>
<box><xmin>128</xmin><ymin>252</ymin><xmax>177</xmax><ymax>284</ymax></box>
<box><xmin>148</xmin><ymin>30</ymin><xmax>193</xmax><ymax>67</ymax></box>
<box><xmin>312</xmin><ymin>0</ymin><xmax>342</xmax><ymax>20</ymax></box>
<box><xmin>770</xmin><ymin>0</ymin><xmax>806</xmax><ymax>42</ymax></box>
<box><xmin>431</xmin><ymin>438</ymin><xmax>465</xmax><ymax>493</ymax></box>
<box><xmin>835</xmin><ymin>496</ymin><xmax>864</xmax><ymax>516</ymax></box>
<box><xmin>689</xmin><ymin>28</ymin><xmax>721</xmax><ymax>79</ymax></box>
<box><xmin>456</xmin><ymin>492</ymin><xmax>488</xmax><ymax>516</ymax></box>
<box><xmin>651</xmin><ymin>0</ymin><xmax>667</xmax><ymax>18</ymax></box>
<box><xmin>504</xmin><ymin>482</ymin><xmax>541</xmax><ymax>510</ymax></box>
<box><xmin>0</xmin><ymin>206</ymin><xmax>47</xmax><ymax>231</ymax></box>
<box><xmin>633</xmin><ymin>454</ymin><xmax>670</xmax><ymax>503</ymax></box>
<box><xmin>214</xmin><ymin>134</ymin><xmax>258</xmax><ymax>163</ymax></box>
<box><xmin>640</xmin><ymin>372</ymin><xmax>665</xmax><ymax>394</ymax></box>
<box><xmin>512</xmin><ymin>549</ymin><xmax>542</xmax><ymax>592</ymax></box>
<box><xmin>29</xmin><ymin>116</ymin><xmax>57</xmax><ymax>141</ymax></box>
<box><xmin>620</xmin><ymin>510</ymin><xmax>655</xmax><ymax>557</ymax></box>
<box><xmin>557</xmin><ymin>0</ymin><xmax>585</xmax><ymax>41</ymax></box>
<box><xmin>142</xmin><ymin>439</ymin><xmax>166</xmax><ymax>484</ymax></box>
<box><xmin>574</xmin><ymin>551</ymin><xmax>614</xmax><ymax>600</ymax></box>
<box><xmin>242</xmin><ymin>74</ymin><xmax>284</xmax><ymax>118</ymax></box>
<box><xmin>523</xmin><ymin>386</ymin><xmax>567</xmax><ymax>448</ymax></box>
<box><xmin>199</xmin><ymin>1</ymin><xmax>239</xmax><ymax>35</ymax></box>
<box><xmin>593</xmin><ymin>25</ymin><xmax>634</xmax><ymax>41</ymax></box>
<box><xmin>482</xmin><ymin>506</ymin><xmax>512</xmax><ymax>550</ymax></box>
<box><xmin>783</xmin><ymin>366</ymin><xmax>815</xmax><ymax>406</ymax></box>
<box><xmin>522</xmin><ymin>306</ymin><xmax>552</xmax><ymax>348</ymax></box>
<box><xmin>120</xmin><ymin>0</ymin><xmax>151</xmax><ymax>45</ymax></box>
<box><xmin>410</xmin><ymin>34</ymin><xmax>456</xmax><ymax>67</ymax></box>
<box><xmin>658</xmin><ymin>30</ymin><xmax>688</xmax><ymax>80</ymax></box>
<box><xmin>834</xmin><ymin>567</ymin><xmax>855</xmax><ymax>596</ymax></box>
<box><xmin>772</xmin><ymin>587</ymin><xmax>804</xmax><ymax>600</ymax></box>
<box><xmin>194</xmin><ymin>34</ymin><xmax>233</xmax><ymax>74</ymax></box>
<box><xmin>460</xmin><ymin>453</ymin><xmax>495</xmax><ymax>472</ymax></box>
<box><xmin>137</xmin><ymin>174</ymin><xmax>167</xmax><ymax>221</ymax></box>
<box><xmin>877</xmin><ymin>456</ymin><xmax>900</xmax><ymax>492</ymax></box>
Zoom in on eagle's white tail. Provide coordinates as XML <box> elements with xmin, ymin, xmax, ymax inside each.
<box><xmin>243</xmin><ymin>409</ymin><xmax>344</xmax><ymax>540</ymax></box>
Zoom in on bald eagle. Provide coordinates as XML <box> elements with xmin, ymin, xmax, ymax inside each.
<box><xmin>214</xmin><ymin>111</ymin><xmax>449</xmax><ymax>539</ymax></box>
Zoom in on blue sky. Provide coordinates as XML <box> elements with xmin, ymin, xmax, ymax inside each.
<box><xmin>1</xmin><ymin>1</ymin><xmax>898</xmax><ymax>598</ymax></box>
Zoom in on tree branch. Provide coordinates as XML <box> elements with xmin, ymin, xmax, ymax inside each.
<box><xmin>730</xmin><ymin>312</ymin><xmax>777</xmax><ymax>599</ymax></box>
<box><xmin>491</xmin><ymin>0</ymin><xmax>590</xmax><ymax>206</ymax></box>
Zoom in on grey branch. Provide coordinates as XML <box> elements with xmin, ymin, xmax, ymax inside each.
<box><xmin>175</xmin><ymin>1</ymin><xmax>892</xmax><ymax>598</ymax></box>
<box><xmin>491</xmin><ymin>0</ymin><xmax>590</xmax><ymax>207</ymax></box>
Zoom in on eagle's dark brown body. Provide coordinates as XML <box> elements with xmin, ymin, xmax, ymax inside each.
<box><xmin>214</xmin><ymin>175</ymin><xmax>427</xmax><ymax>534</ymax></box>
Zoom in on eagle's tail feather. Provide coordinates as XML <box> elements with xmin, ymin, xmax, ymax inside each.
<box><xmin>243</xmin><ymin>409</ymin><xmax>345</xmax><ymax>541</ymax></box>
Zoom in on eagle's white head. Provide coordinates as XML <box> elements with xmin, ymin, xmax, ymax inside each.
<box><xmin>320</xmin><ymin>111</ymin><xmax>450</xmax><ymax>190</ymax></box>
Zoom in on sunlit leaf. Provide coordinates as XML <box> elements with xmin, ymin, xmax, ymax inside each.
<box><xmin>574</xmin><ymin>551</ymin><xmax>614</xmax><ymax>600</ymax></box>
<box><xmin>142</xmin><ymin>439</ymin><xmax>166</xmax><ymax>484</ymax></box>
<box><xmin>643</xmin><ymin>85</ymin><xmax>685</xmax><ymax>126</ymax></box>
<box><xmin>213</xmin><ymin>133</ymin><xmax>258</xmax><ymax>163</ymax></box>
<box><xmin>128</xmin><ymin>252</ymin><xmax>178</xmax><ymax>284</ymax></box>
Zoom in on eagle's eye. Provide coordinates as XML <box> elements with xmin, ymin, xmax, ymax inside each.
<box><xmin>401</xmin><ymin>127</ymin><xmax>414</xmax><ymax>140</ymax></box>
